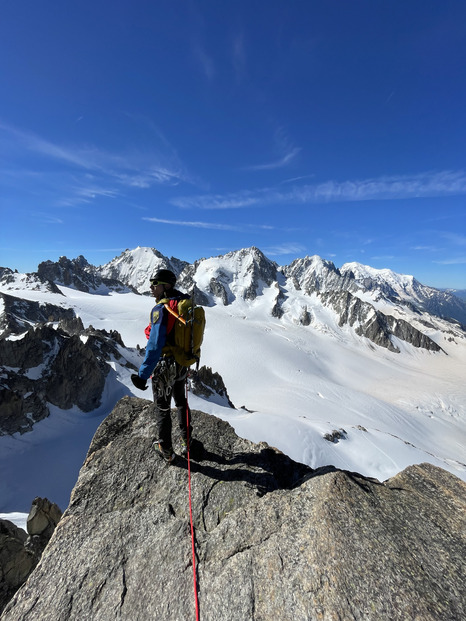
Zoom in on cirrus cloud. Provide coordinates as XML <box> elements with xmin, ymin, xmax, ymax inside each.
<box><xmin>171</xmin><ymin>170</ymin><xmax>466</xmax><ymax>210</ymax></box>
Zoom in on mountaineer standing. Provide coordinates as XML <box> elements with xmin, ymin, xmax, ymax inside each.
<box><xmin>131</xmin><ymin>269</ymin><xmax>205</xmax><ymax>464</ymax></box>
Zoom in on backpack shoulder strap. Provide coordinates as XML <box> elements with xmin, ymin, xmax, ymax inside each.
<box><xmin>163</xmin><ymin>301</ymin><xmax>187</xmax><ymax>326</ymax></box>
<box><xmin>158</xmin><ymin>298</ymin><xmax>178</xmax><ymax>334</ymax></box>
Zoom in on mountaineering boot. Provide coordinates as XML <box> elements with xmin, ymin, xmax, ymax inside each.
<box><xmin>156</xmin><ymin>442</ymin><xmax>176</xmax><ymax>464</ymax></box>
<box><xmin>179</xmin><ymin>436</ymin><xmax>191</xmax><ymax>457</ymax></box>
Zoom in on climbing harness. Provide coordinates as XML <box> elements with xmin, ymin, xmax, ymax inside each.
<box><xmin>185</xmin><ymin>378</ymin><xmax>200</xmax><ymax>621</ymax></box>
<box><xmin>153</xmin><ymin>357</ymin><xmax>178</xmax><ymax>398</ymax></box>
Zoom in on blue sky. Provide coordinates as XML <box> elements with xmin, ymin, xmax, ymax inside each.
<box><xmin>1</xmin><ymin>1</ymin><xmax>465</xmax><ymax>288</ymax></box>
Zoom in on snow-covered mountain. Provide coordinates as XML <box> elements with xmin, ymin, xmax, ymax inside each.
<box><xmin>99</xmin><ymin>246</ymin><xmax>188</xmax><ymax>294</ymax></box>
<box><xmin>341</xmin><ymin>261</ymin><xmax>466</xmax><ymax>325</ymax></box>
<box><xmin>96</xmin><ymin>247</ymin><xmax>466</xmax><ymax>327</ymax></box>
<box><xmin>1</xmin><ymin>246</ymin><xmax>465</xmax><ymax>520</ymax></box>
<box><xmin>94</xmin><ymin>246</ymin><xmax>463</xmax><ymax>354</ymax></box>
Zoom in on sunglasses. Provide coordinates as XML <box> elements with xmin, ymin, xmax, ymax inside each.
<box><xmin>150</xmin><ymin>280</ymin><xmax>169</xmax><ymax>287</ymax></box>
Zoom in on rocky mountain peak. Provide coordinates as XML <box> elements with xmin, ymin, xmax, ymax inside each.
<box><xmin>282</xmin><ymin>254</ymin><xmax>356</xmax><ymax>295</ymax></box>
<box><xmin>177</xmin><ymin>247</ymin><xmax>279</xmax><ymax>307</ymax></box>
<box><xmin>99</xmin><ymin>247</ymin><xmax>189</xmax><ymax>294</ymax></box>
<box><xmin>2</xmin><ymin>396</ymin><xmax>465</xmax><ymax>620</ymax></box>
<box><xmin>36</xmin><ymin>256</ymin><xmax>131</xmax><ymax>294</ymax></box>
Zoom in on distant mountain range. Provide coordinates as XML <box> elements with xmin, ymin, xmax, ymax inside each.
<box><xmin>1</xmin><ymin>247</ymin><xmax>465</xmax><ymax>351</ymax></box>
<box><xmin>2</xmin><ymin>246</ymin><xmax>464</xmax><ymax>322</ymax></box>
<box><xmin>102</xmin><ymin>247</ymin><xmax>466</xmax><ymax>325</ymax></box>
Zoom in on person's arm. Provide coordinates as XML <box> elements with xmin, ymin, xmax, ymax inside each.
<box><xmin>138</xmin><ymin>306</ymin><xmax>168</xmax><ymax>380</ymax></box>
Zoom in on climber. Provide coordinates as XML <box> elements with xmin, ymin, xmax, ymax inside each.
<box><xmin>131</xmin><ymin>269</ymin><xmax>192</xmax><ymax>464</ymax></box>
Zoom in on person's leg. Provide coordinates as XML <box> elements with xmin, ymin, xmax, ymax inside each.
<box><xmin>172</xmin><ymin>370</ymin><xmax>192</xmax><ymax>445</ymax></box>
<box><xmin>152</xmin><ymin>377</ymin><xmax>174</xmax><ymax>454</ymax></box>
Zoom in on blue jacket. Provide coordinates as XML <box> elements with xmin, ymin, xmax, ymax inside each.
<box><xmin>138</xmin><ymin>300</ymin><xmax>168</xmax><ymax>380</ymax></box>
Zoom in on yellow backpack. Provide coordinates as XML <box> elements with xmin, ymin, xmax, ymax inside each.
<box><xmin>162</xmin><ymin>297</ymin><xmax>206</xmax><ymax>368</ymax></box>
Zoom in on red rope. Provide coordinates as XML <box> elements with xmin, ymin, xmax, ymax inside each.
<box><xmin>186</xmin><ymin>380</ymin><xmax>200</xmax><ymax>621</ymax></box>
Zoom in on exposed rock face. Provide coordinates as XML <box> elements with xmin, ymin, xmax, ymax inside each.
<box><xmin>189</xmin><ymin>366</ymin><xmax>235</xmax><ymax>408</ymax></box>
<box><xmin>320</xmin><ymin>290</ymin><xmax>443</xmax><ymax>353</ymax></box>
<box><xmin>208</xmin><ymin>277</ymin><xmax>229</xmax><ymax>306</ymax></box>
<box><xmin>0</xmin><ymin>520</ymin><xmax>35</xmax><ymax>615</ymax></box>
<box><xmin>341</xmin><ymin>261</ymin><xmax>466</xmax><ymax>325</ymax></box>
<box><xmin>0</xmin><ymin>268</ymin><xmax>14</xmax><ymax>280</ymax></box>
<box><xmin>0</xmin><ymin>299</ymin><xmax>138</xmax><ymax>435</ymax></box>
<box><xmin>0</xmin><ymin>269</ymin><xmax>63</xmax><ymax>295</ymax></box>
<box><xmin>283</xmin><ymin>255</ymin><xmax>359</xmax><ymax>295</ymax></box>
<box><xmin>3</xmin><ymin>397</ymin><xmax>465</xmax><ymax>620</ymax></box>
<box><xmin>25</xmin><ymin>498</ymin><xmax>62</xmax><ymax>559</ymax></box>
<box><xmin>37</xmin><ymin>256</ymin><xmax>132</xmax><ymax>294</ymax></box>
<box><xmin>0</xmin><ymin>293</ymin><xmax>75</xmax><ymax>338</ymax></box>
<box><xmin>175</xmin><ymin>261</ymin><xmax>211</xmax><ymax>306</ymax></box>
<box><xmin>240</xmin><ymin>247</ymin><xmax>278</xmax><ymax>301</ymax></box>
<box><xmin>0</xmin><ymin>325</ymin><xmax>105</xmax><ymax>434</ymax></box>
<box><xmin>186</xmin><ymin>247</ymin><xmax>279</xmax><ymax>307</ymax></box>
<box><xmin>0</xmin><ymin>498</ymin><xmax>62</xmax><ymax>614</ymax></box>
<box><xmin>299</xmin><ymin>305</ymin><xmax>312</xmax><ymax>326</ymax></box>
<box><xmin>270</xmin><ymin>281</ymin><xmax>286</xmax><ymax>318</ymax></box>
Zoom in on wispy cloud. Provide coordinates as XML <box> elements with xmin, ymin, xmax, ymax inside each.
<box><xmin>441</xmin><ymin>232</ymin><xmax>466</xmax><ymax>246</ymax></box>
<box><xmin>142</xmin><ymin>216</ymin><xmax>287</xmax><ymax>233</ymax></box>
<box><xmin>264</xmin><ymin>243</ymin><xmax>307</xmax><ymax>256</ymax></box>
<box><xmin>172</xmin><ymin>191</ymin><xmax>264</xmax><ymax>210</ymax></box>
<box><xmin>0</xmin><ymin>121</ymin><xmax>95</xmax><ymax>170</ymax></box>
<box><xmin>172</xmin><ymin>170</ymin><xmax>466</xmax><ymax>209</ymax></box>
<box><xmin>412</xmin><ymin>245</ymin><xmax>440</xmax><ymax>252</ymax></box>
<box><xmin>143</xmin><ymin>217</ymin><xmax>239</xmax><ymax>231</ymax></box>
<box><xmin>55</xmin><ymin>185</ymin><xmax>120</xmax><ymax>207</ymax></box>
<box><xmin>31</xmin><ymin>212</ymin><xmax>64</xmax><ymax>225</ymax></box>
<box><xmin>280</xmin><ymin>174</ymin><xmax>316</xmax><ymax>185</ymax></box>
<box><xmin>246</xmin><ymin>148</ymin><xmax>302</xmax><ymax>171</ymax></box>
<box><xmin>245</xmin><ymin>126</ymin><xmax>301</xmax><ymax>171</ymax></box>
<box><xmin>371</xmin><ymin>255</ymin><xmax>396</xmax><ymax>260</ymax></box>
<box><xmin>0</xmin><ymin>121</ymin><xmax>195</xmax><ymax>201</ymax></box>
<box><xmin>433</xmin><ymin>257</ymin><xmax>466</xmax><ymax>265</ymax></box>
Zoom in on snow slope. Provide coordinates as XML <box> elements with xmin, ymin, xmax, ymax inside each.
<box><xmin>1</xmin><ymin>281</ymin><xmax>465</xmax><ymax>529</ymax></box>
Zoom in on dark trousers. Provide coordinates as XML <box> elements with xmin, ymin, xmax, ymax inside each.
<box><xmin>151</xmin><ymin>358</ymin><xmax>191</xmax><ymax>450</ymax></box>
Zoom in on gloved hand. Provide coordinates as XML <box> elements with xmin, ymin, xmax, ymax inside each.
<box><xmin>131</xmin><ymin>374</ymin><xmax>148</xmax><ymax>391</ymax></box>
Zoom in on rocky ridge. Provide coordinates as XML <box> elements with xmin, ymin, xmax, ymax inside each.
<box><xmin>341</xmin><ymin>261</ymin><xmax>466</xmax><ymax>324</ymax></box>
<box><xmin>0</xmin><ymin>269</ymin><xmax>63</xmax><ymax>296</ymax></box>
<box><xmin>0</xmin><ymin>294</ymin><xmax>138</xmax><ymax>435</ymax></box>
<box><xmin>2</xmin><ymin>397</ymin><xmax>465</xmax><ymax>620</ymax></box>
<box><xmin>37</xmin><ymin>256</ymin><xmax>133</xmax><ymax>294</ymax></box>
<box><xmin>0</xmin><ymin>498</ymin><xmax>62</xmax><ymax>614</ymax></box>
<box><xmin>189</xmin><ymin>366</ymin><xmax>235</xmax><ymax>408</ymax></box>
<box><xmin>319</xmin><ymin>290</ymin><xmax>442</xmax><ymax>353</ymax></box>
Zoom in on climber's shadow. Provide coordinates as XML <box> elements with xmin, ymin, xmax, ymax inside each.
<box><xmin>175</xmin><ymin>441</ymin><xmax>312</xmax><ymax>494</ymax></box>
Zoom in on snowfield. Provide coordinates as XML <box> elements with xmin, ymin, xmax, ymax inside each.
<box><xmin>1</xmin><ymin>282</ymin><xmax>465</xmax><ymax>530</ymax></box>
